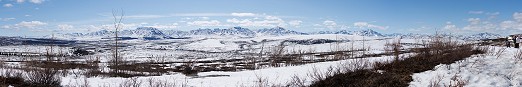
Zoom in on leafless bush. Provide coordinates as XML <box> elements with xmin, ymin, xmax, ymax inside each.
<box><xmin>0</xmin><ymin>60</ymin><xmax>4</xmax><ymax>68</ymax></box>
<box><xmin>254</xmin><ymin>74</ymin><xmax>269</xmax><ymax>87</ymax></box>
<box><xmin>494</xmin><ymin>47</ymin><xmax>507</xmax><ymax>59</ymax></box>
<box><xmin>147</xmin><ymin>54</ymin><xmax>167</xmax><ymax>63</ymax></box>
<box><xmin>146</xmin><ymin>78</ymin><xmax>176</xmax><ymax>87</ymax></box>
<box><xmin>181</xmin><ymin>77</ymin><xmax>189</xmax><ymax>87</ymax></box>
<box><xmin>447</xmin><ymin>74</ymin><xmax>468</xmax><ymax>87</ymax></box>
<box><xmin>64</xmin><ymin>77</ymin><xmax>89</xmax><ymax>87</ymax></box>
<box><xmin>271</xmin><ymin>44</ymin><xmax>286</xmax><ymax>58</ymax></box>
<box><xmin>307</xmin><ymin>66</ymin><xmax>325</xmax><ymax>83</ymax></box>
<box><xmin>26</xmin><ymin>69</ymin><xmax>61</xmax><ymax>87</ymax></box>
<box><xmin>286</xmin><ymin>74</ymin><xmax>306</xmax><ymax>87</ymax></box>
<box><xmin>345</xmin><ymin>58</ymin><xmax>371</xmax><ymax>72</ymax></box>
<box><xmin>515</xmin><ymin>50</ymin><xmax>522</xmax><ymax>63</ymax></box>
<box><xmin>268</xmin><ymin>44</ymin><xmax>287</xmax><ymax>67</ymax></box>
<box><xmin>384</xmin><ymin>38</ymin><xmax>402</xmax><ymax>61</ymax></box>
<box><xmin>119</xmin><ymin>77</ymin><xmax>142</xmax><ymax>87</ymax></box>
<box><xmin>428</xmin><ymin>74</ymin><xmax>444</xmax><ymax>87</ymax></box>
<box><xmin>81</xmin><ymin>77</ymin><xmax>90</xmax><ymax>87</ymax></box>
<box><xmin>0</xmin><ymin>69</ymin><xmax>25</xmax><ymax>87</ymax></box>
<box><xmin>109</xmin><ymin>52</ymin><xmax>127</xmax><ymax>66</ymax></box>
<box><xmin>180</xmin><ymin>59</ymin><xmax>199</xmax><ymax>76</ymax></box>
<box><xmin>476</xmin><ymin>46</ymin><xmax>491</xmax><ymax>55</ymax></box>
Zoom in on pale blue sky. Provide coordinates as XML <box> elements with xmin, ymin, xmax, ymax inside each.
<box><xmin>1</xmin><ymin>0</ymin><xmax>522</xmax><ymax>36</ymax></box>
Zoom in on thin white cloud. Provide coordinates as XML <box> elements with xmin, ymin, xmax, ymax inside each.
<box><xmin>146</xmin><ymin>23</ymin><xmax>178</xmax><ymax>29</ymax></box>
<box><xmin>408</xmin><ymin>27</ymin><xmax>424</xmax><ymax>32</ymax></box>
<box><xmin>486</xmin><ymin>12</ymin><xmax>500</xmax><ymax>19</ymax></box>
<box><xmin>3</xmin><ymin>4</ymin><xmax>13</xmax><ymax>7</ymax></box>
<box><xmin>87</xmin><ymin>23</ymin><xmax>141</xmax><ymax>30</ymax></box>
<box><xmin>1</xmin><ymin>18</ymin><xmax>15</xmax><ymax>21</ymax></box>
<box><xmin>515</xmin><ymin>12</ymin><xmax>522</xmax><ymax>21</ymax></box>
<box><xmin>353</xmin><ymin>22</ymin><xmax>389</xmax><ymax>30</ymax></box>
<box><xmin>199</xmin><ymin>17</ymin><xmax>210</xmax><ymax>20</ymax></box>
<box><xmin>323</xmin><ymin>20</ymin><xmax>337</xmax><ymax>29</ymax></box>
<box><xmin>171</xmin><ymin>13</ymin><xmax>262</xmax><ymax>17</ymax></box>
<box><xmin>182</xmin><ymin>17</ymin><xmax>192</xmax><ymax>20</ymax></box>
<box><xmin>57</xmin><ymin>24</ymin><xmax>74</xmax><ymax>30</ymax></box>
<box><xmin>231</xmin><ymin>13</ymin><xmax>257</xmax><ymax>17</ymax></box>
<box><xmin>486</xmin><ymin>12</ymin><xmax>500</xmax><ymax>15</ymax></box>
<box><xmin>288</xmin><ymin>20</ymin><xmax>302</xmax><ymax>27</ymax></box>
<box><xmin>171</xmin><ymin>13</ymin><xmax>230</xmax><ymax>17</ymax></box>
<box><xmin>187</xmin><ymin>20</ymin><xmax>222</xmax><ymax>26</ymax></box>
<box><xmin>500</xmin><ymin>12</ymin><xmax>522</xmax><ymax>30</ymax></box>
<box><xmin>467</xmin><ymin>18</ymin><xmax>480</xmax><ymax>25</ymax></box>
<box><xmin>16</xmin><ymin>0</ymin><xmax>24</xmax><ymax>3</ymax></box>
<box><xmin>29</xmin><ymin>0</ymin><xmax>44</xmax><ymax>4</ymax></box>
<box><xmin>265</xmin><ymin>16</ymin><xmax>279</xmax><ymax>20</ymax></box>
<box><xmin>462</xmin><ymin>18</ymin><xmax>497</xmax><ymax>31</ymax></box>
<box><xmin>226</xmin><ymin>16</ymin><xmax>286</xmax><ymax>27</ymax></box>
<box><xmin>443</xmin><ymin>22</ymin><xmax>458</xmax><ymax>31</ymax></box>
<box><xmin>126</xmin><ymin>15</ymin><xmax>167</xmax><ymax>19</ymax></box>
<box><xmin>1</xmin><ymin>25</ymin><xmax>11</xmax><ymax>29</ymax></box>
<box><xmin>468</xmin><ymin>11</ymin><xmax>484</xmax><ymax>14</ymax></box>
<box><xmin>15</xmin><ymin>21</ymin><xmax>47</xmax><ymax>29</ymax></box>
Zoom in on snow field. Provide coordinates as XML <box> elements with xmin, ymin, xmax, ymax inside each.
<box><xmin>410</xmin><ymin>46</ymin><xmax>522</xmax><ymax>87</ymax></box>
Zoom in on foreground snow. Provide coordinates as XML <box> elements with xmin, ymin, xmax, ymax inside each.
<box><xmin>410</xmin><ymin>46</ymin><xmax>522</xmax><ymax>87</ymax></box>
<box><xmin>62</xmin><ymin>56</ymin><xmax>395</xmax><ymax>87</ymax></box>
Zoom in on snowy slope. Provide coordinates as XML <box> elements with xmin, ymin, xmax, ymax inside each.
<box><xmin>410</xmin><ymin>47</ymin><xmax>522</xmax><ymax>87</ymax></box>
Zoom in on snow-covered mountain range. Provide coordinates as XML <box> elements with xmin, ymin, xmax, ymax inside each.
<box><xmin>57</xmin><ymin>26</ymin><xmax>503</xmax><ymax>40</ymax></box>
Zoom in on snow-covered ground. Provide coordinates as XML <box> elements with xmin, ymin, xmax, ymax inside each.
<box><xmin>410</xmin><ymin>46</ymin><xmax>522</xmax><ymax>87</ymax></box>
<box><xmin>62</xmin><ymin>56</ymin><xmax>396</xmax><ymax>87</ymax></box>
<box><xmin>3</xmin><ymin>34</ymin><xmax>476</xmax><ymax>87</ymax></box>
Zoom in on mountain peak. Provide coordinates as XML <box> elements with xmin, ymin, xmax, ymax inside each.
<box><xmin>136</xmin><ymin>27</ymin><xmax>159</xmax><ymax>30</ymax></box>
<box><xmin>255</xmin><ymin>27</ymin><xmax>306</xmax><ymax>36</ymax></box>
<box><xmin>354</xmin><ymin>29</ymin><xmax>384</xmax><ymax>37</ymax></box>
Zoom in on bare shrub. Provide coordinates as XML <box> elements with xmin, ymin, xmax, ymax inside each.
<box><xmin>428</xmin><ymin>74</ymin><xmax>444</xmax><ymax>87</ymax></box>
<box><xmin>254</xmin><ymin>74</ymin><xmax>269</xmax><ymax>87</ymax></box>
<box><xmin>494</xmin><ymin>47</ymin><xmax>507</xmax><ymax>59</ymax></box>
<box><xmin>514</xmin><ymin>49</ymin><xmax>522</xmax><ymax>62</ymax></box>
<box><xmin>269</xmin><ymin>44</ymin><xmax>287</xmax><ymax>67</ymax></box>
<box><xmin>345</xmin><ymin>58</ymin><xmax>371</xmax><ymax>72</ymax></box>
<box><xmin>119</xmin><ymin>77</ymin><xmax>142</xmax><ymax>87</ymax></box>
<box><xmin>384</xmin><ymin>38</ymin><xmax>402</xmax><ymax>61</ymax></box>
<box><xmin>146</xmin><ymin>78</ymin><xmax>176</xmax><ymax>87</ymax></box>
<box><xmin>271</xmin><ymin>44</ymin><xmax>286</xmax><ymax>58</ymax></box>
<box><xmin>181</xmin><ymin>60</ymin><xmax>199</xmax><ymax>76</ymax></box>
<box><xmin>0</xmin><ymin>60</ymin><xmax>4</xmax><ymax>68</ymax></box>
<box><xmin>64</xmin><ymin>77</ymin><xmax>89</xmax><ymax>87</ymax></box>
<box><xmin>81</xmin><ymin>77</ymin><xmax>90</xmax><ymax>87</ymax></box>
<box><xmin>307</xmin><ymin>66</ymin><xmax>325</xmax><ymax>83</ymax></box>
<box><xmin>0</xmin><ymin>68</ymin><xmax>26</xmax><ymax>86</ymax></box>
<box><xmin>26</xmin><ymin>69</ymin><xmax>61</xmax><ymax>87</ymax></box>
<box><xmin>286</xmin><ymin>74</ymin><xmax>306</xmax><ymax>87</ymax></box>
<box><xmin>447</xmin><ymin>74</ymin><xmax>468</xmax><ymax>87</ymax></box>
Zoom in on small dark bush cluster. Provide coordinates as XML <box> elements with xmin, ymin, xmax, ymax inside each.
<box><xmin>0</xmin><ymin>69</ymin><xmax>61</xmax><ymax>87</ymax></box>
<box><xmin>72</xmin><ymin>48</ymin><xmax>91</xmax><ymax>56</ymax></box>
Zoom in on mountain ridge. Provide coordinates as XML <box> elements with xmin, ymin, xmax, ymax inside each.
<box><xmin>57</xmin><ymin>26</ymin><xmax>502</xmax><ymax>40</ymax></box>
